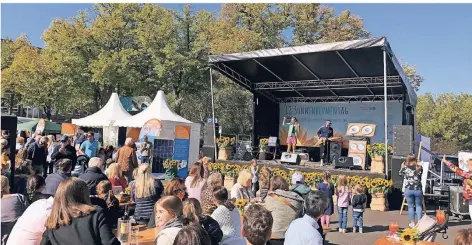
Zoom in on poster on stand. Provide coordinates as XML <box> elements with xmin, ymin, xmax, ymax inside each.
<box><xmin>458</xmin><ymin>151</ymin><xmax>472</xmax><ymax>172</ymax></box>
<box><xmin>174</xmin><ymin>125</ymin><xmax>191</xmax><ymax>178</ymax></box>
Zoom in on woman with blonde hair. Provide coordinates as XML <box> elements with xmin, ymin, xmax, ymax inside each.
<box><xmin>107</xmin><ymin>163</ymin><xmax>128</xmax><ymax>189</ymax></box>
<box><xmin>130</xmin><ymin>163</ymin><xmax>164</xmax><ymax>225</ymax></box>
<box><xmin>335</xmin><ymin>175</ymin><xmax>351</xmax><ymax>233</ymax></box>
<box><xmin>115</xmin><ymin>137</ymin><xmax>138</xmax><ymax>181</ymax></box>
<box><xmin>155</xmin><ymin>196</ymin><xmax>184</xmax><ymax>245</ymax></box>
<box><xmin>40</xmin><ymin>178</ymin><xmax>119</xmax><ymax>245</ymax></box>
<box><xmin>230</xmin><ymin>169</ymin><xmax>254</xmax><ymax>200</ymax></box>
<box><xmin>200</xmin><ymin>172</ymin><xmax>223</xmax><ymax>215</ymax></box>
<box><xmin>185</xmin><ymin>162</ymin><xmax>206</xmax><ymax>201</ymax></box>
<box><xmin>46</xmin><ymin>135</ymin><xmax>60</xmax><ymax>175</ymax></box>
<box><xmin>399</xmin><ymin>153</ymin><xmax>423</xmax><ymax>228</ymax></box>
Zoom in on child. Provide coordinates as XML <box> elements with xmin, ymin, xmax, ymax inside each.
<box><xmin>96</xmin><ymin>180</ymin><xmax>120</xmax><ymax>228</ymax></box>
<box><xmin>250</xmin><ymin>159</ymin><xmax>259</xmax><ymax>197</ymax></box>
<box><xmin>258</xmin><ymin>167</ymin><xmax>271</xmax><ymax>201</ymax></box>
<box><xmin>317</xmin><ymin>171</ymin><xmax>334</xmax><ymax>229</ymax></box>
<box><xmin>454</xmin><ymin>228</ymin><xmax>472</xmax><ymax>245</ymax></box>
<box><xmin>351</xmin><ymin>184</ymin><xmax>367</xmax><ymax>233</ymax></box>
<box><xmin>336</xmin><ymin>175</ymin><xmax>351</xmax><ymax>233</ymax></box>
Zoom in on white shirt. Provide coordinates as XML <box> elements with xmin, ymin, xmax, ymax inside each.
<box><xmin>7</xmin><ymin>197</ymin><xmax>54</xmax><ymax>245</ymax></box>
<box><xmin>284</xmin><ymin>214</ymin><xmax>323</xmax><ymax>245</ymax></box>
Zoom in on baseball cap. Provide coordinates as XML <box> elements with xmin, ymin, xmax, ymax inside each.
<box><xmin>291</xmin><ymin>171</ymin><xmax>304</xmax><ymax>185</ymax></box>
<box><xmin>60</xmin><ymin>135</ymin><xmax>69</xmax><ymax>142</ymax></box>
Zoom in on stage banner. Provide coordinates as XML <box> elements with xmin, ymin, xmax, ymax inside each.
<box><xmin>279</xmin><ymin>101</ymin><xmax>403</xmax><ymax>147</ymax></box>
<box><xmin>139</xmin><ymin>119</ymin><xmax>162</xmax><ymax>142</ymax></box>
<box><xmin>61</xmin><ymin>123</ymin><xmax>76</xmax><ymax>135</ymax></box>
<box><xmin>174</xmin><ymin>125</ymin><xmax>191</xmax><ymax>178</ymax></box>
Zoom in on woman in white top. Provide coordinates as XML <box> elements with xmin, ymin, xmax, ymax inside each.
<box><xmin>7</xmin><ymin>196</ymin><xmax>54</xmax><ymax>245</ymax></box>
<box><xmin>184</xmin><ymin>162</ymin><xmax>206</xmax><ymax>201</ymax></box>
<box><xmin>210</xmin><ymin>186</ymin><xmax>245</xmax><ymax>245</ymax></box>
<box><xmin>155</xmin><ymin>196</ymin><xmax>184</xmax><ymax>245</ymax></box>
<box><xmin>230</xmin><ymin>169</ymin><xmax>254</xmax><ymax>200</ymax></box>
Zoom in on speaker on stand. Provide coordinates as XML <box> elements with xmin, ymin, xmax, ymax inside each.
<box><xmin>329</xmin><ymin>142</ymin><xmax>342</xmax><ymax>163</ymax></box>
<box><xmin>348</xmin><ymin>140</ymin><xmax>368</xmax><ymax>170</ymax></box>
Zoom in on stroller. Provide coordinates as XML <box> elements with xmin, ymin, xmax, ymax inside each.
<box><xmin>416</xmin><ymin>210</ymin><xmax>449</xmax><ymax>242</ymax></box>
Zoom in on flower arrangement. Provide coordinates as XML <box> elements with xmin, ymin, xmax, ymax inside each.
<box><xmin>259</xmin><ymin>138</ymin><xmax>269</xmax><ymax>152</ymax></box>
<box><xmin>124</xmin><ymin>186</ymin><xmax>132</xmax><ymax>195</ymax></box>
<box><xmin>234</xmin><ymin>199</ymin><xmax>248</xmax><ymax>213</ymax></box>
<box><xmin>397</xmin><ymin>228</ymin><xmax>419</xmax><ymax>244</ymax></box>
<box><xmin>207</xmin><ymin>163</ymin><xmax>393</xmax><ymax>194</ymax></box>
<box><xmin>216</xmin><ymin>136</ymin><xmax>236</xmax><ymax>148</ymax></box>
<box><xmin>163</xmin><ymin>159</ymin><xmax>178</xmax><ymax>180</ymax></box>
<box><xmin>367</xmin><ymin>143</ymin><xmax>393</xmax><ymax>158</ymax></box>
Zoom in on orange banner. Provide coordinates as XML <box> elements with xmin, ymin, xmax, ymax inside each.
<box><xmin>127</xmin><ymin>128</ymin><xmax>140</xmax><ymax>142</ymax></box>
<box><xmin>175</xmin><ymin>125</ymin><xmax>190</xmax><ymax>139</ymax></box>
<box><xmin>61</xmin><ymin>123</ymin><xmax>76</xmax><ymax>135</ymax></box>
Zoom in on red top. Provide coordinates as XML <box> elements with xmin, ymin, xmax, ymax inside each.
<box><xmin>109</xmin><ymin>177</ymin><xmax>128</xmax><ymax>189</ymax></box>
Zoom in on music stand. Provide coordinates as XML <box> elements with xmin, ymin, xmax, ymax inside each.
<box><xmin>267</xmin><ymin>137</ymin><xmax>278</xmax><ymax>166</ymax></box>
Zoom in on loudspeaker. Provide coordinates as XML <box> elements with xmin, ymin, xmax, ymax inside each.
<box><xmin>391</xmin><ymin>155</ymin><xmax>406</xmax><ymax>189</ymax></box>
<box><xmin>334</xmin><ymin>156</ymin><xmax>354</xmax><ymax>169</ymax></box>
<box><xmin>346</xmin><ymin>123</ymin><xmax>376</xmax><ymax>137</ymax></box>
<box><xmin>388</xmin><ymin>187</ymin><xmax>403</xmax><ymax>210</ymax></box>
<box><xmin>281</xmin><ymin>152</ymin><xmax>301</xmax><ymax>165</ymax></box>
<box><xmin>202</xmin><ymin>146</ymin><xmax>216</xmax><ymax>162</ymax></box>
<box><xmin>393</xmin><ymin>125</ymin><xmax>413</xmax><ymax>156</ymax></box>
<box><xmin>329</xmin><ymin>142</ymin><xmax>342</xmax><ymax>162</ymax></box>
<box><xmin>348</xmin><ymin>140</ymin><xmax>367</xmax><ymax>169</ymax></box>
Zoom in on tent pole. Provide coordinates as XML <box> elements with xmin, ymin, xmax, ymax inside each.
<box><xmin>383</xmin><ymin>49</ymin><xmax>389</xmax><ymax>179</ymax></box>
<box><xmin>210</xmin><ymin>68</ymin><xmax>217</xmax><ymax>162</ymax></box>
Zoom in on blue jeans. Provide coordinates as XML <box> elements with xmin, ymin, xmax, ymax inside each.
<box><xmin>405</xmin><ymin>189</ymin><xmax>423</xmax><ymax>222</ymax></box>
<box><xmin>352</xmin><ymin>211</ymin><xmax>364</xmax><ymax>228</ymax></box>
<box><xmin>338</xmin><ymin>207</ymin><xmax>348</xmax><ymax>229</ymax></box>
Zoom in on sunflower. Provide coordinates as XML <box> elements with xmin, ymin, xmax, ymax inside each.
<box><xmin>400</xmin><ymin>228</ymin><xmax>419</xmax><ymax>243</ymax></box>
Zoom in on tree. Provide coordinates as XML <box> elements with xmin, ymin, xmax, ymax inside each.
<box><xmin>402</xmin><ymin>63</ymin><xmax>424</xmax><ymax>91</ymax></box>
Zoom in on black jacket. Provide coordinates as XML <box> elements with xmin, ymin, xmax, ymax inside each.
<box><xmin>27</xmin><ymin>142</ymin><xmax>47</xmax><ymax>166</ymax></box>
<box><xmin>201</xmin><ymin>216</ymin><xmax>223</xmax><ymax>245</ymax></box>
<box><xmin>40</xmin><ymin>207</ymin><xmax>120</xmax><ymax>245</ymax></box>
<box><xmin>43</xmin><ymin>171</ymin><xmax>70</xmax><ymax>196</ymax></box>
<box><xmin>78</xmin><ymin>167</ymin><xmax>108</xmax><ymax>195</ymax></box>
<box><xmin>52</xmin><ymin>145</ymin><xmax>77</xmax><ymax>170</ymax></box>
<box><xmin>352</xmin><ymin>194</ymin><xmax>367</xmax><ymax>210</ymax></box>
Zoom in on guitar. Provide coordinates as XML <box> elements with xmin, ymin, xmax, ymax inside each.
<box><xmin>313</xmin><ymin>137</ymin><xmax>342</xmax><ymax>147</ymax></box>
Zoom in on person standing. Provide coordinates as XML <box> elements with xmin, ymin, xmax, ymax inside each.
<box><xmin>116</xmin><ymin>138</ymin><xmax>138</xmax><ymax>181</ymax></box>
<box><xmin>250</xmin><ymin>159</ymin><xmax>259</xmax><ymax>197</ymax></box>
<box><xmin>46</xmin><ymin>135</ymin><xmax>60</xmax><ymax>176</ymax></box>
<box><xmin>316</xmin><ymin>120</ymin><xmax>334</xmax><ymax>164</ymax></box>
<box><xmin>399</xmin><ymin>153</ymin><xmax>423</xmax><ymax>228</ymax></box>
<box><xmin>282</xmin><ymin>117</ymin><xmax>300</xmax><ymax>153</ymax></box>
<box><xmin>140</xmin><ymin>135</ymin><xmax>152</xmax><ymax>164</ymax></box>
<box><xmin>27</xmin><ymin>136</ymin><xmax>48</xmax><ymax>176</ymax></box>
<box><xmin>52</xmin><ymin>135</ymin><xmax>77</xmax><ymax>171</ymax></box>
<box><xmin>79</xmin><ymin>132</ymin><xmax>99</xmax><ymax>159</ymax></box>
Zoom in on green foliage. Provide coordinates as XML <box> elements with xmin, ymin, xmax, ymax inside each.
<box><xmin>416</xmin><ymin>93</ymin><xmax>472</xmax><ymax>152</ymax></box>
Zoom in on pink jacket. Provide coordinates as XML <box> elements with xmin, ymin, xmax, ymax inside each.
<box><xmin>336</xmin><ymin>187</ymin><xmax>351</xmax><ymax>208</ymax></box>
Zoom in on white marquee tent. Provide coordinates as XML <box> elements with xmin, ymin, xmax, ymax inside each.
<box><xmin>72</xmin><ymin>92</ymin><xmax>132</xmax><ymax>127</ymax></box>
<box><xmin>113</xmin><ymin>90</ymin><xmax>201</xmax><ymax>166</ymax></box>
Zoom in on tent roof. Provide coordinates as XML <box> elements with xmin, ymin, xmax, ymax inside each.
<box><xmin>17</xmin><ymin>119</ymin><xmax>61</xmax><ymax>133</ymax></box>
<box><xmin>209</xmin><ymin>37</ymin><xmax>417</xmax><ymax>105</ymax></box>
<box><xmin>72</xmin><ymin>93</ymin><xmax>132</xmax><ymax>127</ymax></box>
<box><xmin>113</xmin><ymin>90</ymin><xmax>196</xmax><ymax>127</ymax></box>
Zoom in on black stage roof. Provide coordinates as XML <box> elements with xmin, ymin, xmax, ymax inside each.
<box><xmin>208</xmin><ymin>37</ymin><xmax>417</xmax><ymax>105</ymax></box>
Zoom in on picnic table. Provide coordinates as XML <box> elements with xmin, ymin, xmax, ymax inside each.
<box><xmin>113</xmin><ymin>225</ymin><xmax>156</xmax><ymax>245</ymax></box>
<box><xmin>373</xmin><ymin>235</ymin><xmax>441</xmax><ymax>245</ymax></box>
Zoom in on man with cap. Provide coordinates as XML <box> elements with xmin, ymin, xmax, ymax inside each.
<box><xmin>51</xmin><ymin>135</ymin><xmax>77</xmax><ymax>171</ymax></box>
<box><xmin>290</xmin><ymin>171</ymin><xmax>311</xmax><ymax>198</ymax></box>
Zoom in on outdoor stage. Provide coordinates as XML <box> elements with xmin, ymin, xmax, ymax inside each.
<box><xmin>218</xmin><ymin>159</ymin><xmax>385</xmax><ymax>178</ymax></box>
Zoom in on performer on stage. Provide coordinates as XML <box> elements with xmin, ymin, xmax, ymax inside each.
<box><xmin>282</xmin><ymin>117</ymin><xmax>299</xmax><ymax>153</ymax></box>
<box><xmin>317</xmin><ymin>120</ymin><xmax>334</xmax><ymax>163</ymax></box>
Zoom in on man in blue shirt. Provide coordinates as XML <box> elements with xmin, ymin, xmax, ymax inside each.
<box><xmin>284</xmin><ymin>191</ymin><xmax>328</xmax><ymax>245</ymax></box>
<box><xmin>316</xmin><ymin>120</ymin><xmax>334</xmax><ymax>164</ymax></box>
<box><xmin>79</xmin><ymin>132</ymin><xmax>99</xmax><ymax>158</ymax></box>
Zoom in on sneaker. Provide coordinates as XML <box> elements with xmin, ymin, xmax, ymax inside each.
<box><xmin>359</xmin><ymin>228</ymin><xmax>363</xmax><ymax>233</ymax></box>
<box><xmin>338</xmin><ymin>228</ymin><xmax>343</xmax><ymax>233</ymax></box>
<box><xmin>342</xmin><ymin>229</ymin><xmax>347</xmax><ymax>233</ymax></box>
<box><xmin>352</xmin><ymin>227</ymin><xmax>357</xmax><ymax>233</ymax></box>
<box><xmin>409</xmin><ymin>222</ymin><xmax>415</xmax><ymax>228</ymax></box>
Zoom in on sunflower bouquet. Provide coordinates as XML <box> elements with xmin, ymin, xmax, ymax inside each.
<box><xmin>163</xmin><ymin>159</ymin><xmax>178</xmax><ymax>180</ymax></box>
<box><xmin>216</xmin><ymin>136</ymin><xmax>236</xmax><ymax>148</ymax></box>
<box><xmin>367</xmin><ymin>143</ymin><xmax>393</xmax><ymax>158</ymax></box>
<box><xmin>259</xmin><ymin>138</ymin><xmax>269</xmax><ymax>152</ymax></box>
<box><xmin>397</xmin><ymin>228</ymin><xmax>419</xmax><ymax>244</ymax></box>
<box><xmin>234</xmin><ymin>199</ymin><xmax>248</xmax><ymax>213</ymax></box>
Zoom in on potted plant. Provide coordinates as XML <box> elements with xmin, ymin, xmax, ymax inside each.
<box><xmin>367</xmin><ymin>143</ymin><xmax>393</xmax><ymax>173</ymax></box>
<box><xmin>163</xmin><ymin>159</ymin><xmax>178</xmax><ymax>180</ymax></box>
<box><xmin>367</xmin><ymin>177</ymin><xmax>393</xmax><ymax>211</ymax></box>
<box><xmin>216</xmin><ymin>136</ymin><xmax>235</xmax><ymax>160</ymax></box>
<box><xmin>258</xmin><ymin>138</ymin><xmax>269</xmax><ymax>160</ymax></box>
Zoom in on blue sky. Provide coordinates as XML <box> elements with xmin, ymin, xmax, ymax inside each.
<box><xmin>2</xmin><ymin>3</ymin><xmax>471</xmax><ymax>95</ymax></box>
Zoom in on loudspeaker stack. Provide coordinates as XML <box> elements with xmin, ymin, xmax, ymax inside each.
<box><xmin>348</xmin><ymin>140</ymin><xmax>367</xmax><ymax>170</ymax></box>
<box><xmin>393</xmin><ymin>125</ymin><xmax>413</xmax><ymax>157</ymax></box>
<box><xmin>330</xmin><ymin>142</ymin><xmax>342</xmax><ymax>163</ymax></box>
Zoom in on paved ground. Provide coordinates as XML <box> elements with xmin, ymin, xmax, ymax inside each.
<box><xmin>324</xmin><ymin>208</ymin><xmax>471</xmax><ymax>245</ymax></box>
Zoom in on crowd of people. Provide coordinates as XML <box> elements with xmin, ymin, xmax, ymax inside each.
<box><xmin>1</xmin><ymin>130</ymin><xmax>472</xmax><ymax>245</ymax></box>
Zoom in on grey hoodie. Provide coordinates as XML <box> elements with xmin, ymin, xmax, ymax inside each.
<box><xmin>264</xmin><ymin>189</ymin><xmax>304</xmax><ymax>238</ymax></box>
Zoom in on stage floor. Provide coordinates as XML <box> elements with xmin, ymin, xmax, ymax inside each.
<box><xmin>219</xmin><ymin>159</ymin><xmax>385</xmax><ymax>178</ymax></box>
